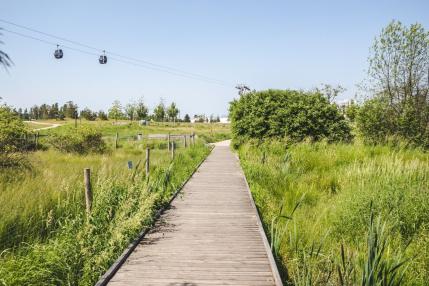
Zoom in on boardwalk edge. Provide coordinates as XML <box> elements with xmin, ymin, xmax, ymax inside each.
<box><xmin>94</xmin><ymin>146</ymin><xmax>213</xmax><ymax>286</ymax></box>
<box><xmin>235</xmin><ymin>151</ymin><xmax>284</xmax><ymax>286</ymax></box>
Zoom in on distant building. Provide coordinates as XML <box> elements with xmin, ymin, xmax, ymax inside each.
<box><xmin>219</xmin><ymin>117</ymin><xmax>230</xmax><ymax>124</ymax></box>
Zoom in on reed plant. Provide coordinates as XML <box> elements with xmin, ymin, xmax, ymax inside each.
<box><xmin>238</xmin><ymin>139</ymin><xmax>429</xmax><ymax>285</ymax></box>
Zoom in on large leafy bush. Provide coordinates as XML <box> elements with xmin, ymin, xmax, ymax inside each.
<box><xmin>47</xmin><ymin>126</ymin><xmax>106</xmax><ymax>154</ymax></box>
<box><xmin>229</xmin><ymin>89</ymin><xmax>352</xmax><ymax>143</ymax></box>
<box><xmin>0</xmin><ymin>106</ymin><xmax>29</xmax><ymax>167</ymax></box>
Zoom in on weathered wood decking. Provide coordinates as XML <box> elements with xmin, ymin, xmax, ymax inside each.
<box><xmin>106</xmin><ymin>141</ymin><xmax>282</xmax><ymax>286</ymax></box>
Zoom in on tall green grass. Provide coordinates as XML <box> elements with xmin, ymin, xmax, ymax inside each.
<box><xmin>0</xmin><ymin>136</ymin><xmax>210</xmax><ymax>285</ymax></box>
<box><xmin>238</xmin><ymin>140</ymin><xmax>429</xmax><ymax>285</ymax></box>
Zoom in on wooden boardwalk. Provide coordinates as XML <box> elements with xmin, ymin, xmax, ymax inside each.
<box><xmin>106</xmin><ymin>141</ymin><xmax>282</xmax><ymax>286</ymax></box>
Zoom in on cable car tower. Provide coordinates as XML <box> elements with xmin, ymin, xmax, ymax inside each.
<box><xmin>235</xmin><ymin>84</ymin><xmax>251</xmax><ymax>96</ymax></box>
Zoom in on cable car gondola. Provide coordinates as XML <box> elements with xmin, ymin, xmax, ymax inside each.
<box><xmin>54</xmin><ymin>45</ymin><xmax>63</xmax><ymax>59</ymax></box>
<box><xmin>99</xmin><ymin>50</ymin><xmax>107</xmax><ymax>64</ymax></box>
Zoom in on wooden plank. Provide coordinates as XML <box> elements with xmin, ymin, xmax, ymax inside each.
<box><xmin>103</xmin><ymin>141</ymin><xmax>282</xmax><ymax>286</ymax></box>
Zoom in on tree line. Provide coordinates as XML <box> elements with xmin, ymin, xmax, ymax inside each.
<box><xmin>10</xmin><ymin>97</ymin><xmax>222</xmax><ymax>123</ymax></box>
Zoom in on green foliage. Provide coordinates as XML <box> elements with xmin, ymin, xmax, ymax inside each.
<box><xmin>361</xmin><ymin>20</ymin><xmax>429</xmax><ymax>148</ymax></box>
<box><xmin>135</xmin><ymin>97</ymin><xmax>149</xmax><ymax>120</ymax></box>
<box><xmin>108</xmin><ymin>100</ymin><xmax>124</xmax><ymax>121</ymax></box>
<box><xmin>360</xmin><ymin>212</ymin><xmax>408</xmax><ymax>286</ymax></box>
<box><xmin>0</xmin><ymin>142</ymin><xmax>210</xmax><ymax>285</ymax></box>
<box><xmin>238</xmin><ymin>140</ymin><xmax>429</xmax><ymax>285</ymax></box>
<box><xmin>97</xmin><ymin>110</ymin><xmax>108</xmax><ymax>120</ymax></box>
<box><xmin>0</xmin><ymin>106</ymin><xmax>29</xmax><ymax>167</ymax></box>
<box><xmin>47</xmin><ymin>126</ymin><xmax>106</xmax><ymax>154</ymax></box>
<box><xmin>229</xmin><ymin>89</ymin><xmax>352</xmax><ymax>144</ymax></box>
<box><xmin>344</xmin><ymin>100</ymin><xmax>359</xmax><ymax>122</ymax></box>
<box><xmin>62</xmin><ymin>101</ymin><xmax>78</xmax><ymax>119</ymax></box>
<box><xmin>124</xmin><ymin>102</ymin><xmax>136</xmax><ymax>121</ymax></box>
<box><xmin>80</xmin><ymin>107</ymin><xmax>97</xmax><ymax>121</ymax></box>
<box><xmin>153</xmin><ymin>101</ymin><xmax>166</xmax><ymax>122</ymax></box>
<box><xmin>356</xmin><ymin>98</ymin><xmax>397</xmax><ymax>144</ymax></box>
<box><xmin>167</xmin><ymin>102</ymin><xmax>179</xmax><ymax>121</ymax></box>
<box><xmin>183</xmin><ymin>114</ymin><xmax>191</xmax><ymax>122</ymax></box>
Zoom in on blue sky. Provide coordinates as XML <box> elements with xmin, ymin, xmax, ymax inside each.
<box><xmin>0</xmin><ymin>0</ymin><xmax>428</xmax><ymax>117</ymax></box>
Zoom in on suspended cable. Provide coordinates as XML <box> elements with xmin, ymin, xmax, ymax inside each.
<box><xmin>2</xmin><ymin>28</ymin><xmax>232</xmax><ymax>87</ymax></box>
<box><xmin>0</xmin><ymin>18</ymin><xmax>234</xmax><ymax>86</ymax></box>
<box><xmin>2</xmin><ymin>28</ymin><xmax>99</xmax><ymax>57</ymax></box>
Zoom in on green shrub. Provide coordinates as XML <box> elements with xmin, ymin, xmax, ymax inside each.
<box><xmin>356</xmin><ymin>98</ymin><xmax>397</xmax><ymax>144</ymax></box>
<box><xmin>357</xmin><ymin>97</ymin><xmax>429</xmax><ymax>148</ymax></box>
<box><xmin>0</xmin><ymin>106</ymin><xmax>29</xmax><ymax>167</ymax></box>
<box><xmin>47</xmin><ymin>126</ymin><xmax>106</xmax><ymax>154</ymax></box>
<box><xmin>229</xmin><ymin>89</ymin><xmax>352</xmax><ymax>144</ymax></box>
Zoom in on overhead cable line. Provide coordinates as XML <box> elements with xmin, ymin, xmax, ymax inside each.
<box><xmin>0</xmin><ymin>18</ymin><xmax>234</xmax><ymax>87</ymax></box>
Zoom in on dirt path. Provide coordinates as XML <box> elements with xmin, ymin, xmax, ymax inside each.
<box><xmin>24</xmin><ymin>121</ymin><xmax>62</xmax><ymax>131</ymax></box>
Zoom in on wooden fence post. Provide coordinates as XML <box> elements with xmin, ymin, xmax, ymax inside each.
<box><xmin>84</xmin><ymin>168</ymin><xmax>92</xmax><ymax>213</ymax></box>
<box><xmin>171</xmin><ymin>141</ymin><xmax>175</xmax><ymax>160</ymax></box>
<box><xmin>115</xmin><ymin>132</ymin><xmax>119</xmax><ymax>149</ymax></box>
<box><xmin>192</xmin><ymin>132</ymin><xmax>195</xmax><ymax>145</ymax></box>
<box><xmin>35</xmin><ymin>132</ymin><xmax>39</xmax><ymax>149</ymax></box>
<box><xmin>168</xmin><ymin>133</ymin><xmax>171</xmax><ymax>151</ymax></box>
<box><xmin>145</xmin><ymin>148</ymin><xmax>150</xmax><ymax>176</ymax></box>
<box><xmin>184</xmin><ymin>135</ymin><xmax>187</xmax><ymax>148</ymax></box>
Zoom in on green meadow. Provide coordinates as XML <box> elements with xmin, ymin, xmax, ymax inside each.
<box><xmin>238</xmin><ymin>140</ymin><xmax>429</xmax><ymax>285</ymax></box>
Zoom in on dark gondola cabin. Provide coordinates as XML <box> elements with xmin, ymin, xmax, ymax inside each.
<box><xmin>99</xmin><ymin>51</ymin><xmax>107</xmax><ymax>64</ymax></box>
<box><xmin>54</xmin><ymin>45</ymin><xmax>63</xmax><ymax>59</ymax></box>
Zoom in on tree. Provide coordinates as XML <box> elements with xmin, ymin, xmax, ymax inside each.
<box><xmin>49</xmin><ymin>103</ymin><xmax>59</xmax><ymax>119</ymax></box>
<box><xmin>359</xmin><ymin>21</ymin><xmax>429</xmax><ymax>147</ymax></box>
<box><xmin>108</xmin><ymin>100</ymin><xmax>124</xmax><ymax>122</ymax></box>
<box><xmin>167</xmin><ymin>102</ymin><xmax>179</xmax><ymax>122</ymax></box>
<box><xmin>135</xmin><ymin>97</ymin><xmax>148</xmax><ymax>120</ymax></box>
<box><xmin>80</xmin><ymin>107</ymin><xmax>97</xmax><ymax>121</ymax></box>
<box><xmin>357</xmin><ymin>98</ymin><xmax>396</xmax><ymax>143</ymax></box>
<box><xmin>125</xmin><ymin>103</ymin><xmax>136</xmax><ymax>121</ymax></box>
<box><xmin>23</xmin><ymin>108</ymin><xmax>29</xmax><ymax>120</ymax></box>
<box><xmin>98</xmin><ymin>110</ymin><xmax>108</xmax><ymax>120</ymax></box>
<box><xmin>0</xmin><ymin>30</ymin><xmax>12</xmax><ymax>70</ymax></box>
<box><xmin>153</xmin><ymin>100</ymin><xmax>166</xmax><ymax>122</ymax></box>
<box><xmin>318</xmin><ymin>84</ymin><xmax>346</xmax><ymax>103</ymax></box>
<box><xmin>62</xmin><ymin>101</ymin><xmax>78</xmax><ymax>118</ymax></box>
<box><xmin>194</xmin><ymin>114</ymin><xmax>206</xmax><ymax>123</ymax></box>
<box><xmin>30</xmin><ymin>105</ymin><xmax>40</xmax><ymax>120</ymax></box>
<box><xmin>183</xmin><ymin>114</ymin><xmax>191</xmax><ymax>122</ymax></box>
<box><xmin>344</xmin><ymin>100</ymin><xmax>359</xmax><ymax>122</ymax></box>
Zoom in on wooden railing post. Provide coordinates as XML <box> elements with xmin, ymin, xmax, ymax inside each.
<box><xmin>145</xmin><ymin>148</ymin><xmax>150</xmax><ymax>176</ymax></box>
<box><xmin>115</xmin><ymin>132</ymin><xmax>119</xmax><ymax>149</ymax></box>
<box><xmin>171</xmin><ymin>141</ymin><xmax>175</xmax><ymax>160</ymax></box>
<box><xmin>84</xmin><ymin>168</ymin><xmax>92</xmax><ymax>213</ymax></box>
<box><xmin>168</xmin><ymin>133</ymin><xmax>171</xmax><ymax>151</ymax></box>
<box><xmin>184</xmin><ymin>135</ymin><xmax>187</xmax><ymax>148</ymax></box>
<box><xmin>35</xmin><ymin>132</ymin><xmax>39</xmax><ymax>149</ymax></box>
